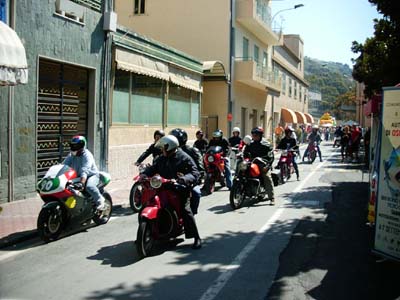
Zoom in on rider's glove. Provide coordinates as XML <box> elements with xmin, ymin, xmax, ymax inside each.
<box><xmin>74</xmin><ymin>182</ymin><xmax>84</xmax><ymax>191</ymax></box>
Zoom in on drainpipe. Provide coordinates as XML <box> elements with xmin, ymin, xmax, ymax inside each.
<box><xmin>7</xmin><ymin>0</ymin><xmax>16</xmax><ymax>202</ymax></box>
<box><xmin>228</xmin><ymin>0</ymin><xmax>234</xmax><ymax>135</ymax></box>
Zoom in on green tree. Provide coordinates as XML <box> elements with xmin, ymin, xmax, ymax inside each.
<box><xmin>352</xmin><ymin>0</ymin><xmax>400</xmax><ymax>97</ymax></box>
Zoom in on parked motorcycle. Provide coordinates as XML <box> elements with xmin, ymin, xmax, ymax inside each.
<box><xmin>275</xmin><ymin>148</ymin><xmax>296</xmax><ymax>183</ymax></box>
<box><xmin>304</xmin><ymin>141</ymin><xmax>318</xmax><ymax>164</ymax></box>
<box><xmin>129</xmin><ymin>163</ymin><xmax>149</xmax><ymax>212</ymax></box>
<box><xmin>202</xmin><ymin>146</ymin><xmax>226</xmax><ymax>194</ymax></box>
<box><xmin>37</xmin><ymin>164</ymin><xmax>113</xmax><ymax>242</ymax></box>
<box><xmin>229</xmin><ymin>154</ymin><xmax>269</xmax><ymax>209</ymax></box>
<box><xmin>136</xmin><ymin>174</ymin><xmax>187</xmax><ymax>258</ymax></box>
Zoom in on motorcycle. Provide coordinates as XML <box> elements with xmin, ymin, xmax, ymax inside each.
<box><xmin>36</xmin><ymin>164</ymin><xmax>113</xmax><ymax>242</ymax></box>
<box><xmin>304</xmin><ymin>141</ymin><xmax>318</xmax><ymax>164</ymax></box>
<box><xmin>136</xmin><ymin>174</ymin><xmax>188</xmax><ymax>258</ymax></box>
<box><xmin>275</xmin><ymin>148</ymin><xmax>296</xmax><ymax>183</ymax></box>
<box><xmin>229</xmin><ymin>154</ymin><xmax>269</xmax><ymax>209</ymax></box>
<box><xmin>202</xmin><ymin>146</ymin><xmax>226</xmax><ymax>194</ymax></box>
<box><xmin>129</xmin><ymin>163</ymin><xmax>149</xmax><ymax>212</ymax></box>
<box><xmin>229</xmin><ymin>146</ymin><xmax>240</xmax><ymax>171</ymax></box>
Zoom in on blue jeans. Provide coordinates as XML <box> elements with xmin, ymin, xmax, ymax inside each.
<box><xmin>190</xmin><ymin>185</ymin><xmax>201</xmax><ymax>214</ymax></box>
<box><xmin>85</xmin><ymin>174</ymin><xmax>103</xmax><ymax>204</ymax></box>
<box><xmin>224</xmin><ymin>157</ymin><xmax>233</xmax><ymax>189</ymax></box>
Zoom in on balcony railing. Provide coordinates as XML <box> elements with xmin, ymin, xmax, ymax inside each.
<box><xmin>236</xmin><ymin>0</ymin><xmax>282</xmax><ymax>46</ymax></box>
<box><xmin>235</xmin><ymin>57</ymin><xmax>281</xmax><ymax>93</ymax></box>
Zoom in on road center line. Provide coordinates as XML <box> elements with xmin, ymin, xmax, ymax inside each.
<box><xmin>198</xmin><ymin>154</ymin><xmax>331</xmax><ymax>300</ymax></box>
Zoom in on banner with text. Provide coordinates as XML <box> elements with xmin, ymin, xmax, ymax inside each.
<box><xmin>374</xmin><ymin>87</ymin><xmax>400</xmax><ymax>261</ymax></box>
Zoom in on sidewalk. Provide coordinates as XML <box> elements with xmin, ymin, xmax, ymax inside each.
<box><xmin>0</xmin><ymin>177</ymin><xmax>132</xmax><ymax>249</ymax></box>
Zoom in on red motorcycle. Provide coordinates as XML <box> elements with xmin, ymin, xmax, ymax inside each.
<box><xmin>304</xmin><ymin>141</ymin><xmax>318</xmax><ymax>164</ymax></box>
<box><xmin>230</xmin><ymin>154</ymin><xmax>270</xmax><ymax>209</ymax></box>
<box><xmin>202</xmin><ymin>146</ymin><xmax>226</xmax><ymax>194</ymax></box>
<box><xmin>129</xmin><ymin>163</ymin><xmax>149</xmax><ymax>212</ymax></box>
<box><xmin>275</xmin><ymin>149</ymin><xmax>296</xmax><ymax>183</ymax></box>
<box><xmin>136</xmin><ymin>174</ymin><xmax>188</xmax><ymax>258</ymax></box>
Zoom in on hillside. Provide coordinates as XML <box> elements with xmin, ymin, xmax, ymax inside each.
<box><xmin>304</xmin><ymin>57</ymin><xmax>354</xmax><ymax>104</ymax></box>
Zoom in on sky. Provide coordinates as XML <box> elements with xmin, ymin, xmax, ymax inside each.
<box><xmin>271</xmin><ymin>0</ymin><xmax>382</xmax><ymax>67</ymax></box>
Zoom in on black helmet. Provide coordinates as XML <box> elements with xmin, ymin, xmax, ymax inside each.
<box><xmin>169</xmin><ymin>128</ymin><xmax>188</xmax><ymax>146</ymax></box>
<box><xmin>251</xmin><ymin>126</ymin><xmax>264</xmax><ymax>136</ymax></box>
<box><xmin>196</xmin><ymin>130</ymin><xmax>204</xmax><ymax>137</ymax></box>
<box><xmin>70</xmin><ymin>135</ymin><xmax>86</xmax><ymax>153</ymax></box>
<box><xmin>153</xmin><ymin>129</ymin><xmax>165</xmax><ymax>139</ymax></box>
<box><xmin>212</xmin><ymin>129</ymin><xmax>223</xmax><ymax>138</ymax></box>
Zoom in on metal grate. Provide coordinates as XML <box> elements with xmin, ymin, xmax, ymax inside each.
<box><xmin>70</xmin><ymin>0</ymin><xmax>102</xmax><ymax>12</ymax></box>
<box><xmin>37</xmin><ymin>59</ymin><xmax>89</xmax><ymax>179</ymax></box>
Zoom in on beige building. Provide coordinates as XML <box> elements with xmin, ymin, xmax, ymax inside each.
<box><xmin>272</xmin><ymin>34</ymin><xmax>312</xmax><ymax>136</ymax></box>
<box><xmin>115</xmin><ymin>0</ymin><xmax>284</xmax><ymax>140</ymax></box>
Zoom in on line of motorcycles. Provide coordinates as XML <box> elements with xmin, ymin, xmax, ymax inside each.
<box><xmin>35</xmin><ymin>142</ymin><xmax>319</xmax><ymax>259</ymax></box>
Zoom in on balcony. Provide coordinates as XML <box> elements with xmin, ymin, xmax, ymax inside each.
<box><xmin>235</xmin><ymin>58</ymin><xmax>281</xmax><ymax>93</ymax></box>
<box><xmin>236</xmin><ymin>0</ymin><xmax>282</xmax><ymax>46</ymax></box>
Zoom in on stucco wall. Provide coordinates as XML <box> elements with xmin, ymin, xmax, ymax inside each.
<box><xmin>0</xmin><ymin>0</ymin><xmax>105</xmax><ymax>203</ymax></box>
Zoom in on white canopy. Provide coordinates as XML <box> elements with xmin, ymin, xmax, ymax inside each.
<box><xmin>0</xmin><ymin>21</ymin><xmax>28</xmax><ymax>85</ymax></box>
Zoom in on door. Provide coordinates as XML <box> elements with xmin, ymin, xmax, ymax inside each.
<box><xmin>37</xmin><ymin>59</ymin><xmax>89</xmax><ymax>179</ymax></box>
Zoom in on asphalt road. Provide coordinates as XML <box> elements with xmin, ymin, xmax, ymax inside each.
<box><xmin>0</xmin><ymin>143</ymin><xmax>370</xmax><ymax>300</ymax></box>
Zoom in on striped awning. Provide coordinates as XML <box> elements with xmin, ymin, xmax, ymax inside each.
<box><xmin>294</xmin><ymin>111</ymin><xmax>307</xmax><ymax>124</ymax></box>
<box><xmin>304</xmin><ymin>113</ymin><xmax>315</xmax><ymax>124</ymax></box>
<box><xmin>281</xmin><ymin>108</ymin><xmax>298</xmax><ymax>124</ymax></box>
<box><xmin>0</xmin><ymin>21</ymin><xmax>28</xmax><ymax>85</ymax></box>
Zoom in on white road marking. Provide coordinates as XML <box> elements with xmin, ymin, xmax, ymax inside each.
<box><xmin>198</xmin><ymin>153</ymin><xmax>331</xmax><ymax>300</ymax></box>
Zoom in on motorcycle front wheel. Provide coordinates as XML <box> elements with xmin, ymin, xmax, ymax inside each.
<box><xmin>37</xmin><ymin>205</ymin><xmax>65</xmax><ymax>243</ymax></box>
<box><xmin>136</xmin><ymin>220</ymin><xmax>154</xmax><ymax>258</ymax></box>
<box><xmin>129</xmin><ymin>182</ymin><xmax>143</xmax><ymax>212</ymax></box>
<box><xmin>93</xmin><ymin>192</ymin><xmax>113</xmax><ymax>225</ymax></box>
<box><xmin>310</xmin><ymin>151</ymin><xmax>316</xmax><ymax>164</ymax></box>
<box><xmin>280</xmin><ymin>164</ymin><xmax>288</xmax><ymax>183</ymax></box>
<box><xmin>229</xmin><ymin>181</ymin><xmax>245</xmax><ymax>209</ymax></box>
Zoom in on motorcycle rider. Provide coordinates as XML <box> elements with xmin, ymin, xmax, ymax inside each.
<box><xmin>134</xmin><ymin>129</ymin><xmax>165</xmax><ymax>166</ymax></box>
<box><xmin>277</xmin><ymin>127</ymin><xmax>300</xmax><ymax>180</ymax></box>
<box><xmin>243</xmin><ymin>127</ymin><xmax>275</xmax><ymax>205</ymax></box>
<box><xmin>142</xmin><ymin>135</ymin><xmax>202</xmax><ymax>249</ymax></box>
<box><xmin>207</xmin><ymin>129</ymin><xmax>233</xmax><ymax>190</ymax></box>
<box><xmin>63</xmin><ymin>135</ymin><xmax>105</xmax><ymax>210</ymax></box>
<box><xmin>169</xmin><ymin>128</ymin><xmax>204</xmax><ymax>215</ymax></box>
<box><xmin>228</xmin><ymin>127</ymin><xmax>242</xmax><ymax>148</ymax></box>
<box><xmin>193</xmin><ymin>130</ymin><xmax>209</xmax><ymax>155</ymax></box>
<box><xmin>303</xmin><ymin>125</ymin><xmax>323</xmax><ymax>162</ymax></box>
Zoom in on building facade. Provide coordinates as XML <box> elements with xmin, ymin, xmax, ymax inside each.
<box><xmin>0</xmin><ymin>0</ymin><xmax>110</xmax><ymax>203</ymax></box>
<box><xmin>114</xmin><ymin>0</ymin><xmax>283</xmax><ymax>140</ymax></box>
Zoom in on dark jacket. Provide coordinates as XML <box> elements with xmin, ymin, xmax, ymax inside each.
<box><xmin>243</xmin><ymin>139</ymin><xmax>274</xmax><ymax>165</ymax></box>
<box><xmin>208</xmin><ymin>138</ymin><xmax>230</xmax><ymax>156</ymax></box>
<box><xmin>277</xmin><ymin>137</ymin><xmax>298</xmax><ymax>150</ymax></box>
<box><xmin>182</xmin><ymin>144</ymin><xmax>205</xmax><ymax>175</ymax></box>
<box><xmin>136</xmin><ymin>143</ymin><xmax>162</xmax><ymax>164</ymax></box>
<box><xmin>194</xmin><ymin>138</ymin><xmax>209</xmax><ymax>154</ymax></box>
<box><xmin>228</xmin><ymin>136</ymin><xmax>242</xmax><ymax>148</ymax></box>
<box><xmin>143</xmin><ymin>148</ymin><xmax>200</xmax><ymax>186</ymax></box>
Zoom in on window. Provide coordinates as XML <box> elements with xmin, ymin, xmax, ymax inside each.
<box><xmin>299</xmin><ymin>86</ymin><xmax>303</xmax><ymax>102</ymax></box>
<box><xmin>243</xmin><ymin>37</ymin><xmax>249</xmax><ymax>60</ymax></box>
<box><xmin>294</xmin><ymin>81</ymin><xmax>298</xmax><ymax>99</ymax></box>
<box><xmin>288</xmin><ymin>77</ymin><xmax>292</xmax><ymax>98</ymax></box>
<box><xmin>0</xmin><ymin>0</ymin><xmax>6</xmax><ymax>23</ymax></box>
<box><xmin>112</xmin><ymin>70</ymin><xmax>164</xmax><ymax>125</ymax></box>
<box><xmin>254</xmin><ymin>45</ymin><xmax>259</xmax><ymax>65</ymax></box>
<box><xmin>134</xmin><ymin>0</ymin><xmax>145</xmax><ymax>14</ymax></box>
<box><xmin>168</xmin><ymin>84</ymin><xmax>200</xmax><ymax>125</ymax></box>
<box><xmin>262</xmin><ymin>51</ymin><xmax>268</xmax><ymax>69</ymax></box>
<box><xmin>282</xmin><ymin>73</ymin><xmax>286</xmax><ymax>95</ymax></box>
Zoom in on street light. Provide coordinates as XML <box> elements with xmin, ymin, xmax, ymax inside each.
<box><xmin>271</xmin><ymin>4</ymin><xmax>304</xmax><ymax>24</ymax></box>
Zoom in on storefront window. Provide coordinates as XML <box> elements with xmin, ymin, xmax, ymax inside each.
<box><xmin>131</xmin><ymin>73</ymin><xmax>163</xmax><ymax>125</ymax></box>
<box><xmin>112</xmin><ymin>69</ymin><xmax>130</xmax><ymax>123</ymax></box>
<box><xmin>191</xmin><ymin>92</ymin><xmax>200</xmax><ymax>125</ymax></box>
<box><xmin>168</xmin><ymin>83</ymin><xmax>191</xmax><ymax>125</ymax></box>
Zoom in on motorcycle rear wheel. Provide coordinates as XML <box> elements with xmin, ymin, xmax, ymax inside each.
<box><xmin>129</xmin><ymin>182</ymin><xmax>143</xmax><ymax>212</ymax></box>
<box><xmin>229</xmin><ymin>181</ymin><xmax>245</xmax><ymax>209</ymax></box>
<box><xmin>92</xmin><ymin>192</ymin><xmax>113</xmax><ymax>225</ymax></box>
<box><xmin>137</xmin><ymin>220</ymin><xmax>154</xmax><ymax>258</ymax></box>
<box><xmin>37</xmin><ymin>206</ymin><xmax>65</xmax><ymax>243</ymax></box>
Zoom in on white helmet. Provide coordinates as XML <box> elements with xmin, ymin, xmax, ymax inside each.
<box><xmin>312</xmin><ymin>125</ymin><xmax>319</xmax><ymax>129</ymax></box>
<box><xmin>232</xmin><ymin>127</ymin><xmax>241</xmax><ymax>134</ymax></box>
<box><xmin>243</xmin><ymin>135</ymin><xmax>252</xmax><ymax>145</ymax></box>
<box><xmin>156</xmin><ymin>135</ymin><xmax>179</xmax><ymax>152</ymax></box>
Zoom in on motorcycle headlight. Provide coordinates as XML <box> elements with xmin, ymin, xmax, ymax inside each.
<box><xmin>150</xmin><ymin>175</ymin><xmax>163</xmax><ymax>189</ymax></box>
<box><xmin>282</xmin><ymin>150</ymin><xmax>288</xmax><ymax>156</ymax></box>
<box><xmin>207</xmin><ymin>156</ymin><xmax>215</xmax><ymax>163</ymax></box>
<box><xmin>239</xmin><ymin>161</ymin><xmax>248</xmax><ymax>172</ymax></box>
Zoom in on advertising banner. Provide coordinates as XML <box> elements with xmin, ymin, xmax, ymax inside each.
<box><xmin>374</xmin><ymin>87</ymin><xmax>400</xmax><ymax>261</ymax></box>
